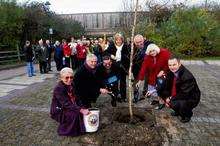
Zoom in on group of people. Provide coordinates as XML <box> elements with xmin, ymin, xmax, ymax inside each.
<box><xmin>49</xmin><ymin>33</ymin><xmax>201</xmax><ymax>137</ymax></box>
<box><xmin>23</xmin><ymin>39</ymin><xmax>53</xmax><ymax>76</ymax></box>
<box><xmin>53</xmin><ymin>36</ymin><xmax>113</xmax><ymax>72</ymax></box>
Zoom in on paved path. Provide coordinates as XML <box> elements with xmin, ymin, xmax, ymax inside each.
<box><xmin>0</xmin><ymin>63</ymin><xmax>56</xmax><ymax>97</ymax></box>
<box><xmin>0</xmin><ymin>60</ymin><xmax>220</xmax><ymax>145</ymax></box>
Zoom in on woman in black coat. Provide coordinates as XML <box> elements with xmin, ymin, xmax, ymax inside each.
<box><xmin>159</xmin><ymin>56</ymin><xmax>200</xmax><ymax>123</ymax></box>
<box><xmin>50</xmin><ymin>67</ymin><xmax>89</xmax><ymax>136</ymax></box>
<box><xmin>105</xmin><ymin>33</ymin><xmax>130</xmax><ymax>102</ymax></box>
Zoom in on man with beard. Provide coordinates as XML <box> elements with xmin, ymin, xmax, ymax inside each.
<box><xmin>96</xmin><ymin>54</ymin><xmax>121</xmax><ymax>107</ymax></box>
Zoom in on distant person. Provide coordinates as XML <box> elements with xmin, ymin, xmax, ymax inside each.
<box><xmin>50</xmin><ymin>67</ymin><xmax>89</xmax><ymax>136</ymax></box>
<box><xmin>76</xmin><ymin>41</ymin><xmax>87</xmax><ymax>68</ymax></box>
<box><xmin>68</xmin><ymin>37</ymin><xmax>78</xmax><ymax>69</ymax></box>
<box><xmin>45</xmin><ymin>40</ymin><xmax>53</xmax><ymax>71</ymax></box>
<box><xmin>92</xmin><ymin>39</ymin><xmax>103</xmax><ymax>64</ymax></box>
<box><xmin>62</xmin><ymin>39</ymin><xmax>71</xmax><ymax>68</ymax></box>
<box><xmin>36</xmin><ymin>39</ymin><xmax>48</xmax><ymax>74</ymax></box>
<box><xmin>54</xmin><ymin>41</ymin><xmax>63</xmax><ymax>71</ymax></box>
<box><xmin>23</xmin><ymin>40</ymin><xmax>35</xmax><ymax>77</ymax></box>
<box><xmin>74</xmin><ymin>54</ymin><xmax>109</xmax><ymax>108</ymax></box>
<box><xmin>159</xmin><ymin>55</ymin><xmax>201</xmax><ymax>123</ymax></box>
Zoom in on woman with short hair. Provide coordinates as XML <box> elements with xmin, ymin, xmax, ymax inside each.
<box><xmin>50</xmin><ymin>67</ymin><xmax>89</xmax><ymax>136</ymax></box>
<box><xmin>105</xmin><ymin>33</ymin><xmax>130</xmax><ymax>102</ymax></box>
<box><xmin>136</xmin><ymin>44</ymin><xmax>171</xmax><ymax>109</ymax></box>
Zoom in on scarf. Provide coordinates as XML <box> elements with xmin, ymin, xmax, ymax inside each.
<box><xmin>115</xmin><ymin>44</ymin><xmax>123</xmax><ymax>62</ymax></box>
<box><xmin>66</xmin><ymin>85</ymin><xmax>75</xmax><ymax>103</ymax></box>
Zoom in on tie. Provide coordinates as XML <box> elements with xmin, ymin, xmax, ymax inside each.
<box><xmin>171</xmin><ymin>75</ymin><xmax>177</xmax><ymax>97</ymax></box>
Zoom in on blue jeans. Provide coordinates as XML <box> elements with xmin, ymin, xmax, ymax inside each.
<box><xmin>26</xmin><ymin>62</ymin><xmax>35</xmax><ymax>77</ymax></box>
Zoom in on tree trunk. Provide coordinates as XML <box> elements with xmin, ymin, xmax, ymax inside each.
<box><xmin>128</xmin><ymin>0</ymin><xmax>139</xmax><ymax>120</ymax></box>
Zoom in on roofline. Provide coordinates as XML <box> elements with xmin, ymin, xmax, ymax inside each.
<box><xmin>59</xmin><ymin>11</ymin><xmax>149</xmax><ymax>15</ymax></box>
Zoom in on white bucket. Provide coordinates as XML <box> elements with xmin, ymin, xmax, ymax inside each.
<box><xmin>83</xmin><ymin>108</ymin><xmax>100</xmax><ymax>132</ymax></box>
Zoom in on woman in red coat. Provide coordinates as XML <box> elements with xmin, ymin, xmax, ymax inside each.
<box><xmin>62</xmin><ymin>39</ymin><xmax>71</xmax><ymax>67</ymax></box>
<box><xmin>76</xmin><ymin>41</ymin><xmax>87</xmax><ymax>67</ymax></box>
<box><xmin>136</xmin><ymin>44</ymin><xmax>171</xmax><ymax>109</ymax></box>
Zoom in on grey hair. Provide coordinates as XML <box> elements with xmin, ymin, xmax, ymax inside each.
<box><xmin>86</xmin><ymin>53</ymin><xmax>97</xmax><ymax>62</ymax></box>
<box><xmin>146</xmin><ymin>44</ymin><xmax>160</xmax><ymax>55</ymax></box>
<box><xmin>38</xmin><ymin>39</ymin><xmax>43</xmax><ymax>44</ymax></box>
<box><xmin>134</xmin><ymin>34</ymin><xmax>144</xmax><ymax>42</ymax></box>
<box><xmin>60</xmin><ymin>67</ymin><xmax>73</xmax><ymax>77</ymax></box>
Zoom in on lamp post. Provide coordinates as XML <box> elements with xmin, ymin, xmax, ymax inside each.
<box><xmin>49</xmin><ymin>28</ymin><xmax>53</xmax><ymax>43</ymax></box>
<box><xmin>45</xmin><ymin>1</ymin><xmax>52</xmax><ymax>43</ymax></box>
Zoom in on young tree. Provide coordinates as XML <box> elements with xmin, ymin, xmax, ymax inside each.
<box><xmin>128</xmin><ymin>0</ymin><xmax>139</xmax><ymax>120</ymax></box>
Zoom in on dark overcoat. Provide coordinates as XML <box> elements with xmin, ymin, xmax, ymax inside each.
<box><xmin>105</xmin><ymin>43</ymin><xmax>130</xmax><ymax>73</ymax></box>
<box><xmin>73</xmin><ymin>64</ymin><xmax>101</xmax><ymax>108</ymax></box>
<box><xmin>159</xmin><ymin>65</ymin><xmax>201</xmax><ymax>108</ymax></box>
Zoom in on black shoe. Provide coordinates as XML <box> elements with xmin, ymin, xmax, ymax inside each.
<box><xmin>133</xmin><ymin>98</ymin><xmax>138</xmax><ymax>103</ymax></box>
<box><xmin>171</xmin><ymin>111</ymin><xmax>179</xmax><ymax>117</ymax></box>
<box><xmin>154</xmin><ymin>104</ymin><xmax>165</xmax><ymax>110</ymax></box>
<box><xmin>180</xmin><ymin>117</ymin><xmax>191</xmax><ymax>123</ymax></box>
<box><xmin>111</xmin><ymin>100</ymin><xmax>117</xmax><ymax>107</ymax></box>
<box><xmin>122</xmin><ymin>98</ymin><xmax>127</xmax><ymax>102</ymax></box>
<box><xmin>150</xmin><ymin>100</ymin><xmax>159</xmax><ymax>105</ymax></box>
<box><xmin>117</xmin><ymin>98</ymin><xmax>122</xmax><ymax>103</ymax></box>
<box><xmin>146</xmin><ymin>95</ymin><xmax>151</xmax><ymax>98</ymax></box>
<box><xmin>139</xmin><ymin>97</ymin><xmax>145</xmax><ymax>101</ymax></box>
<box><xmin>142</xmin><ymin>90</ymin><xmax>147</xmax><ymax>96</ymax></box>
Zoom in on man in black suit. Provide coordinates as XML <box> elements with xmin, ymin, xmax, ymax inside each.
<box><xmin>159</xmin><ymin>55</ymin><xmax>201</xmax><ymax>123</ymax></box>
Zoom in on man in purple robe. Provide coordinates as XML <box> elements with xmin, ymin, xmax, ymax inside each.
<box><xmin>50</xmin><ymin>67</ymin><xmax>90</xmax><ymax>136</ymax></box>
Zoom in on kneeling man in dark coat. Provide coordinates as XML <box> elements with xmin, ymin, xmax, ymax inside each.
<box><xmin>74</xmin><ymin>54</ymin><xmax>109</xmax><ymax>108</ymax></box>
<box><xmin>96</xmin><ymin>54</ymin><xmax>121</xmax><ymax>107</ymax></box>
<box><xmin>159</xmin><ymin>55</ymin><xmax>200</xmax><ymax>123</ymax></box>
<box><xmin>50</xmin><ymin>67</ymin><xmax>90</xmax><ymax>136</ymax></box>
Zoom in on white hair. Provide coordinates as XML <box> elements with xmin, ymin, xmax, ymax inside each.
<box><xmin>134</xmin><ymin>34</ymin><xmax>144</xmax><ymax>42</ymax></box>
<box><xmin>55</xmin><ymin>40</ymin><xmax>60</xmax><ymax>46</ymax></box>
<box><xmin>146</xmin><ymin>44</ymin><xmax>160</xmax><ymax>55</ymax></box>
<box><xmin>38</xmin><ymin>39</ymin><xmax>43</xmax><ymax>44</ymax></box>
<box><xmin>86</xmin><ymin>53</ymin><xmax>97</xmax><ymax>62</ymax></box>
<box><xmin>60</xmin><ymin>67</ymin><xmax>73</xmax><ymax>77</ymax></box>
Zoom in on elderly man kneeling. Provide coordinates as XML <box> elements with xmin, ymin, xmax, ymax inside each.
<box><xmin>50</xmin><ymin>67</ymin><xmax>89</xmax><ymax>136</ymax></box>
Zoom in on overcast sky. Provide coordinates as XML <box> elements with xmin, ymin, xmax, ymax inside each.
<box><xmin>17</xmin><ymin>0</ymin><xmax>217</xmax><ymax>14</ymax></box>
